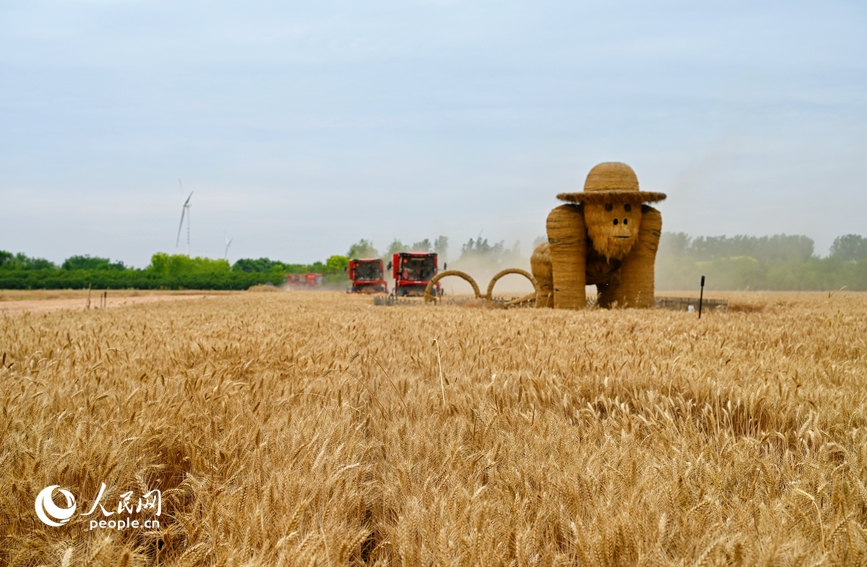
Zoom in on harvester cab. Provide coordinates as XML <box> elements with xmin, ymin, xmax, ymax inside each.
<box><xmin>348</xmin><ymin>258</ymin><xmax>388</xmax><ymax>294</ymax></box>
<box><xmin>391</xmin><ymin>252</ymin><xmax>440</xmax><ymax>297</ymax></box>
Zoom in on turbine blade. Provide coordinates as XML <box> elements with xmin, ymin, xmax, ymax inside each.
<box><xmin>175</xmin><ymin>181</ymin><xmax>191</xmax><ymax>247</ymax></box>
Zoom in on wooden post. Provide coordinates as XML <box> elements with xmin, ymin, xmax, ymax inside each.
<box><xmin>698</xmin><ymin>275</ymin><xmax>705</xmax><ymax>319</ymax></box>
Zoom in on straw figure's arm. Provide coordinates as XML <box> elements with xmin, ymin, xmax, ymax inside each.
<box><xmin>530</xmin><ymin>242</ymin><xmax>554</xmax><ymax>308</ymax></box>
<box><xmin>599</xmin><ymin>205</ymin><xmax>661</xmax><ymax>308</ymax></box>
<box><xmin>546</xmin><ymin>204</ymin><xmax>587</xmax><ymax>309</ymax></box>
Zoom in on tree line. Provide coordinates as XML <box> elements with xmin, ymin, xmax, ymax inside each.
<box><xmin>0</xmin><ymin>251</ymin><xmax>350</xmax><ymax>290</ymax></box>
<box><xmin>655</xmin><ymin>233</ymin><xmax>867</xmax><ymax>291</ymax></box>
<box><xmin>2</xmin><ymin>233</ymin><xmax>865</xmax><ymax>291</ymax></box>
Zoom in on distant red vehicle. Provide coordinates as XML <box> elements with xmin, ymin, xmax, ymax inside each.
<box><xmin>285</xmin><ymin>273</ymin><xmax>323</xmax><ymax>289</ymax></box>
<box><xmin>391</xmin><ymin>252</ymin><xmax>440</xmax><ymax>297</ymax></box>
<box><xmin>347</xmin><ymin>258</ymin><xmax>388</xmax><ymax>294</ymax></box>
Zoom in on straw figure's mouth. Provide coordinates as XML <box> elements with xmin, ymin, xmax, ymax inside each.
<box><xmin>614</xmin><ymin>236</ymin><xmax>631</xmax><ymax>239</ymax></box>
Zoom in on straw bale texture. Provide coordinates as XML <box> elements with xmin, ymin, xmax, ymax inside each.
<box><xmin>530</xmin><ymin>244</ymin><xmax>553</xmax><ymax>308</ymax></box>
<box><xmin>583</xmin><ymin>201</ymin><xmax>643</xmax><ymax>261</ymax></box>
<box><xmin>533</xmin><ymin>162</ymin><xmax>664</xmax><ymax>309</ymax></box>
<box><xmin>485</xmin><ymin>268</ymin><xmax>538</xmax><ymax>300</ymax></box>
<box><xmin>585</xmin><ymin>161</ymin><xmax>639</xmax><ymax>192</ymax></box>
<box><xmin>424</xmin><ymin>270</ymin><xmax>480</xmax><ymax>302</ymax></box>
<box><xmin>557</xmin><ymin>162</ymin><xmax>667</xmax><ymax>204</ymax></box>
<box><xmin>546</xmin><ymin>204</ymin><xmax>586</xmax><ymax>310</ymax></box>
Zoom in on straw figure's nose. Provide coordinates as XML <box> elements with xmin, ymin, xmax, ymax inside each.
<box><xmin>611</xmin><ymin>216</ymin><xmax>633</xmax><ymax>238</ymax></box>
<box><xmin>596</xmin><ymin>199</ymin><xmax>638</xmax><ymax>240</ymax></box>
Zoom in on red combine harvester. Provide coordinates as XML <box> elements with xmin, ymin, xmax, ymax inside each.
<box><xmin>391</xmin><ymin>252</ymin><xmax>440</xmax><ymax>297</ymax></box>
<box><xmin>285</xmin><ymin>273</ymin><xmax>323</xmax><ymax>290</ymax></box>
<box><xmin>347</xmin><ymin>258</ymin><xmax>388</xmax><ymax>294</ymax></box>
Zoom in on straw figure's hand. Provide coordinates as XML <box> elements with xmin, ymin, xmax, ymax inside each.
<box><xmin>532</xmin><ymin>204</ymin><xmax>587</xmax><ymax>309</ymax></box>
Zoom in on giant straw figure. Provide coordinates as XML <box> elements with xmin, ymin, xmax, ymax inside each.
<box><xmin>531</xmin><ymin>162</ymin><xmax>666</xmax><ymax>309</ymax></box>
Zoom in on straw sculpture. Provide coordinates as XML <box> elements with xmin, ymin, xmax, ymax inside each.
<box><xmin>485</xmin><ymin>268</ymin><xmax>537</xmax><ymax>300</ymax></box>
<box><xmin>531</xmin><ymin>162</ymin><xmax>665</xmax><ymax>309</ymax></box>
<box><xmin>423</xmin><ymin>269</ymin><xmax>539</xmax><ymax>307</ymax></box>
<box><xmin>424</xmin><ymin>270</ymin><xmax>481</xmax><ymax>302</ymax></box>
<box><xmin>529</xmin><ymin>244</ymin><xmax>553</xmax><ymax>308</ymax></box>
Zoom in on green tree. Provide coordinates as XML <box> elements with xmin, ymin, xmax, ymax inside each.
<box><xmin>434</xmin><ymin>236</ymin><xmax>449</xmax><ymax>261</ymax></box>
<box><xmin>325</xmin><ymin>255</ymin><xmax>349</xmax><ymax>272</ymax></box>
<box><xmin>411</xmin><ymin>239</ymin><xmax>432</xmax><ymax>252</ymax></box>
<box><xmin>347</xmin><ymin>239</ymin><xmax>379</xmax><ymax>259</ymax></box>
<box><xmin>658</xmin><ymin>232</ymin><xmax>691</xmax><ymax>257</ymax></box>
<box><xmin>62</xmin><ymin>255</ymin><xmax>126</xmax><ymax>271</ymax></box>
<box><xmin>686</xmin><ymin>234</ymin><xmax>814</xmax><ymax>264</ymax></box>
<box><xmin>232</xmin><ymin>257</ymin><xmax>286</xmax><ymax>273</ymax></box>
<box><xmin>1</xmin><ymin>252</ymin><xmax>57</xmax><ymax>270</ymax></box>
<box><xmin>830</xmin><ymin>234</ymin><xmax>867</xmax><ymax>262</ymax></box>
<box><xmin>385</xmin><ymin>239</ymin><xmax>409</xmax><ymax>257</ymax></box>
<box><xmin>455</xmin><ymin>238</ymin><xmax>523</xmax><ymax>269</ymax></box>
<box><xmin>150</xmin><ymin>253</ymin><xmax>231</xmax><ymax>277</ymax></box>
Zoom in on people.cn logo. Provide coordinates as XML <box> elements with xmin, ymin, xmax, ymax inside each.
<box><xmin>35</xmin><ymin>485</ymin><xmax>77</xmax><ymax>527</ymax></box>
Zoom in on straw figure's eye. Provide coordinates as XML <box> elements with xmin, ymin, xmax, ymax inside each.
<box><xmin>613</xmin><ymin>218</ymin><xmax>619</xmax><ymax>225</ymax></box>
<box><xmin>624</xmin><ymin>203</ymin><xmax>632</xmax><ymax>212</ymax></box>
<box><xmin>623</xmin><ymin>219</ymin><xmax>628</xmax><ymax>225</ymax></box>
<box><xmin>604</xmin><ymin>203</ymin><xmax>613</xmax><ymax>212</ymax></box>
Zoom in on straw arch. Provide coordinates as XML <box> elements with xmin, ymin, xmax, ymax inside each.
<box><xmin>485</xmin><ymin>268</ymin><xmax>539</xmax><ymax>300</ymax></box>
<box><xmin>424</xmin><ymin>270</ymin><xmax>481</xmax><ymax>303</ymax></box>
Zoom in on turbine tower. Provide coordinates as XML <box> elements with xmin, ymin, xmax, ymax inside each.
<box><xmin>224</xmin><ymin>237</ymin><xmax>234</xmax><ymax>263</ymax></box>
<box><xmin>176</xmin><ymin>183</ymin><xmax>193</xmax><ymax>256</ymax></box>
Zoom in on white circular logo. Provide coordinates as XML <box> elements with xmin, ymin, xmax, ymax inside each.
<box><xmin>35</xmin><ymin>485</ymin><xmax>77</xmax><ymax>527</ymax></box>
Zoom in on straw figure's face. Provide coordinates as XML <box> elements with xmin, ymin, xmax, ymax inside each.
<box><xmin>584</xmin><ymin>200</ymin><xmax>643</xmax><ymax>260</ymax></box>
<box><xmin>561</xmin><ymin>162</ymin><xmax>660</xmax><ymax>261</ymax></box>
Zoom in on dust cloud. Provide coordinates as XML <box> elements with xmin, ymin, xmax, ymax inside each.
<box><xmin>441</xmin><ymin>256</ymin><xmax>536</xmax><ymax>298</ymax></box>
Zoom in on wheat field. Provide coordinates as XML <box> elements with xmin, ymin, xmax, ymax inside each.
<box><xmin>2</xmin><ymin>291</ymin><xmax>866</xmax><ymax>566</ymax></box>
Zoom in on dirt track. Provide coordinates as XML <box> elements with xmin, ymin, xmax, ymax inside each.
<box><xmin>0</xmin><ymin>291</ymin><xmax>234</xmax><ymax>316</ymax></box>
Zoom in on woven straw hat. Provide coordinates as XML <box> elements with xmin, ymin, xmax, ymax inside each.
<box><xmin>557</xmin><ymin>162</ymin><xmax>667</xmax><ymax>204</ymax></box>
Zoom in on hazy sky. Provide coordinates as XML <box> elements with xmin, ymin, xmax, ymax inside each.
<box><xmin>2</xmin><ymin>0</ymin><xmax>865</xmax><ymax>267</ymax></box>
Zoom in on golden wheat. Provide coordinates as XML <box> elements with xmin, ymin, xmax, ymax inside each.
<box><xmin>2</xmin><ymin>291</ymin><xmax>867</xmax><ymax>566</ymax></box>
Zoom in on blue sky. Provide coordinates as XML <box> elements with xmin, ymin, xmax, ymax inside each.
<box><xmin>2</xmin><ymin>0</ymin><xmax>865</xmax><ymax>267</ymax></box>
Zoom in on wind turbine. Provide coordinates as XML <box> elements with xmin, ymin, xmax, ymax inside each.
<box><xmin>224</xmin><ymin>237</ymin><xmax>234</xmax><ymax>263</ymax></box>
<box><xmin>176</xmin><ymin>182</ymin><xmax>193</xmax><ymax>256</ymax></box>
